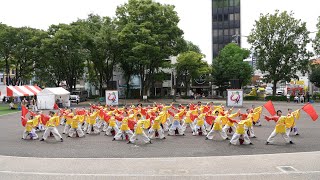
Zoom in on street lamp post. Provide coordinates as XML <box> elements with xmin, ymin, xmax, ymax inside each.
<box><xmin>172</xmin><ymin>68</ymin><xmax>176</xmax><ymax>102</ymax></box>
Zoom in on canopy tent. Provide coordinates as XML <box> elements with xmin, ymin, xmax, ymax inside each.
<box><xmin>37</xmin><ymin>87</ymin><xmax>70</xmax><ymax>110</ymax></box>
<box><xmin>6</xmin><ymin>86</ymin><xmax>42</xmax><ymax>97</ymax></box>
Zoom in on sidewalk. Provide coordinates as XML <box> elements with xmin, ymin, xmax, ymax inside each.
<box><xmin>1</xmin><ymin>151</ymin><xmax>320</xmax><ymax>179</ymax></box>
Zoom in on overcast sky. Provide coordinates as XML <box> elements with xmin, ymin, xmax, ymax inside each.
<box><xmin>0</xmin><ymin>0</ymin><xmax>319</xmax><ymax>64</ymax></box>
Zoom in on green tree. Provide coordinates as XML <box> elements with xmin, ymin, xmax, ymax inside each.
<box><xmin>309</xmin><ymin>64</ymin><xmax>320</xmax><ymax>88</ymax></box>
<box><xmin>76</xmin><ymin>14</ymin><xmax>120</xmax><ymax>96</ymax></box>
<box><xmin>211</xmin><ymin>43</ymin><xmax>252</xmax><ymax>95</ymax></box>
<box><xmin>37</xmin><ymin>24</ymin><xmax>86</xmax><ymax>91</ymax></box>
<box><xmin>313</xmin><ymin>17</ymin><xmax>320</xmax><ymax>56</ymax></box>
<box><xmin>0</xmin><ymin>24</ymin><xmax>18</xmax><ymax>85</ymax></box>
<box><xmin>11</xmin><ymin>27</ymin><xmax>46</xmax><ymax>85</ymax></box>
<box><xmin>176</xmin><ymin>51</ymin><xmax>209</xmax><ymax>94</ymax></box>
<box><xmin>248</xmin><ymin>10</ymin><xmax>311</xmax><ymax>95</ymax></box>
<box><xmin>115</xmin><ymin>0</ymin><xmax>184</xmax><ymax>98</ymax></box>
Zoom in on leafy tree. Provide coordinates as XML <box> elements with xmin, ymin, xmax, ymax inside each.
<box><xmin>248</xmin><ymin>10</ymin><xmax>312</xmax><ymax>95</ymax></box>
<box><xmin>115</xmin><ymin>0</ymin><xmax>184</xmax><ymax>98</ymax></box>
<box><xmin>211</xmin><ymin>43</ymin><xmax>252</xmax><ymax>95</ymax></box>
<box><xmin>313</xmin><ymin>16</ymin><xmax>320</xmax><ymax>56</ymax></box>
<box><xmin>309</xmin><ymin>64</ymin><xmax>320</xmax><ymax>88</ymax></box>
<box><xmin>176</xmin><ymin>51</ymin><xmax>209</xmax><ymax>94</ymax></box>
<box><xmin>37</xmin><ymin>24</ymin><xmax>86</xmax><ymax>91</ymax></box>
<box><xmin>75</xmin><ymin>14</ymin><xmax>120</xmax><ymax>96</ymax></box>
<box><xmin>11</xmin><ymin>27</ymin><xmax>46</xmax><ymax>85</ymax></box>
<box><xmin>0</xmin><ymin>24</ymin><xmax>18</xmax><ymax>85</ymax></box>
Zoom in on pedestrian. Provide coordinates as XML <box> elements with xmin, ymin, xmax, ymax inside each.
<box><xmin>306</xmin><ymin>91</ymin><xmax>310</xmax><ymax>102</ymax></box>
<box><xmin>286</xmin><ymin>93</ymin><xmax>290</xmax><ymax>103</ymax></box>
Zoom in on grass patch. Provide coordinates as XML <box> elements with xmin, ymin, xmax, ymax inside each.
<box><xmin>0</xmin><ymin>104</ymin><xmax>19</xmax><ymax>115</ymax></box>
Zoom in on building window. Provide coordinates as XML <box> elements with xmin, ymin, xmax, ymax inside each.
<box><xmin>235</xmin><ymin>28</ymin><xmax>240</xmax><ymax>35</ymax></box>
<box><xmin>235</xmin><ymin>13</ymin><xmax>240</xmax><ymax>20</ymax></box>
<box><xmin>218</xmin><ymin>29</ymin><xmax>223</xmax><ymax>36</ymax></box>
<box><xmin>234</xmin><ymin>0</ymin><xmax>240</xmax><ymax>6</ymax></box>
<box><xmin>223</xmin><ymin>14</ymin><xmax>228</xmax><ymax>21</ymax></box>
<box><xmin>218</xmin><ymin>14</ymin><xmax>223</xmax><ymax>21</ymax></box>
<box><xmin>229</xmin><ymin>13</ymin><xmax>234</xmax><ymax>21</ymax></box>
<box><xmin>230</xmin><ymin>28</ymin><xmax>235</xmax><ymax>35</ymax></box>
<box><xmin>224</xmin><ymin>29</ymin><xmax>229</xmax><ymax>36</ymax></box>
<box><xmin>229</xmin><ymin>0</ymin><xmax>234</xmax><ymax>6</ymax></box>
<box><xmin>213</xmin><ymin>29</ymin><xmax>218</xmax><ymax>37</ymax></box>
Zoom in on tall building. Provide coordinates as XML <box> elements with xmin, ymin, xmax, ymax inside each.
<box><xmin>212</xmin><ymin>0</ymin><xmax>241</xmax><ymax>58</ymax></box>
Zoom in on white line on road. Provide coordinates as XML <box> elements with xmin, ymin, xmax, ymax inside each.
<box><xmin>1</xmin><ymin>170</ymin><xmax>320</xmax><ymax>177</ymax></box>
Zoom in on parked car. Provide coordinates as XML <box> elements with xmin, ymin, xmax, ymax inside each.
<box><xmin>70</xmin><ymin>95</ymin><xmax>80</xmax><ymax>104</ymax></box>
<box><xmin>71</xmin><ymin>90</ymin><xmax>88</xmax><ymax>102</ymax></box>
<box><xmin>276</xmin><ymin>89</ymin><xmax>284</xmax><ymax>96</ymax></box>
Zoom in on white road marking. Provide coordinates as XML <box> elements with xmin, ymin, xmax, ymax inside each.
<box><xmin>277</xmin><ymin>166</ymin><xmax>298</xmax><ymax>173</ymax></box>
<box><xmin>0</xmin><ymin>111</ymin><xmax>19</xmax><ymax>117</ymax></box>
<box><xmin>0</xmin><ymin>170</ymin><xmax>320</xmax><ymax>177</ymax></box>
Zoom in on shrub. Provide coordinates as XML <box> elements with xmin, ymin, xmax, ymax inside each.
<box><xmin>243</xmin><ymin>96</ymin><xmax>259</xmax><ymax>100</ymax></box>
<box><xmin>265</xmin><ymin>96</ymin><xmax>287</xmax><ymax>101</ymax></box>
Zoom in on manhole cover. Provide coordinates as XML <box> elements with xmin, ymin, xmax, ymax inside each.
<box><xmin>277</xmin><ymin>166</ymin><xmax>298</xmax><ymax>173</ymax></box>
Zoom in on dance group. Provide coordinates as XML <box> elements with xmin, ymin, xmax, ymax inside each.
<box><xmin>21</xmin><ymin>101</ymin><xmax>302</xmax><ymax>145</ymax></box>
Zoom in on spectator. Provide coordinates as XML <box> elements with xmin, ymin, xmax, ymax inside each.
<box><xmin>9</xmin><ymin>102</ymin><xmax>16</xmax><ymax>110</ymax></box>
<box><xmin>306</xmin><ymin>91</ymin><xmax>310</xmax><ymax>102</ymax></box>
<box><xmin>300</xmin><ymin>94</ymin><xmax>304</xmax><ymax>103</ymax></box>
<box><xmin>294</xmin><ymin>95</ymin><xmax>299</xmax><ymax>103</ymax></box>
<box><xmin>286</xmin><ymin>94</ymin><xmax>290</xmax><ymax>103</ymax></box>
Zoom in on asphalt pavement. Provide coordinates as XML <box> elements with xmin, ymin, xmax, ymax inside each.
<box><xmin>0</xmin><ymin>101</ymin><xmax>319</xmax><ymax>158</ymax></box>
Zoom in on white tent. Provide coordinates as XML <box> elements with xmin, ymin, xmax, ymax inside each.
<box><xmin>37</xmin><ymin>87</ymin><xmax>70</xmax><ymax>110</ymax></box>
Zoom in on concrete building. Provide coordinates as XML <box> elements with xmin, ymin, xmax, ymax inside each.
<box><xmin>212</xmin><ymin>0</ymin><xmax>241</xmax><ymax>58</ymax></box>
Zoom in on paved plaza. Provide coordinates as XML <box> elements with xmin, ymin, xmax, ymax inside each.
<box><xmin>0</xmin><ymin>100</ymin><xmax>320</xmax><ymax>179</ymax></box>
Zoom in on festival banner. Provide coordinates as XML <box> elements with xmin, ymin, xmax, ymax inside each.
<box><xmin>227</xmin><ymin>89</ymin><xmax>243</xmax><ymax>107</ymax></box>
<box><xmin>105</xmin><ymin>90</ymin><xmax>119</xmax><ymax>105</ymax></box>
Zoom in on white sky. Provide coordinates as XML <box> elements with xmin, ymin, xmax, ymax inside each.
<box><xmin>0</xmin><ymin>0</ymin><xmax>319</xmax><ymax>64</ymax></box>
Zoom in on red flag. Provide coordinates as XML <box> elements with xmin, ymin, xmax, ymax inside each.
<box><xmin>168</xmin><ymin>110</ymin><xmax>175</xmax><ymax>117</ymax></box>
<box><xmin>263</xmin><ymin>100</ymin><xmax>276</xmax><ymax>116</ymax></box>
<box><xmin>264</xmin><ymin>115</ymin><xmax>279</xmax><ymax>122</ymax></box>
<box><xmin>190</xmin><ymin>104</ymin><xmax>195</xmax><ymax>110</ymax></box>
<box><xmin>140</xmin><ymin>108</ymin><xmax>147</xmax><ymax>116</ymax></box>
<box><xmin>21</xmin><ymin>116</ymin><xmax>27</xmax><ymax>127</ymax></box>
<box><xmin>40</xmin><ymin>114</ymin><xmax>50</xmax><ymax>125</ymax></box>
<box><xmin>103</xmin><ymin>113</ymin><xmax>111</xmax><ymax>122</ymax></box>
<box><xmin>190</xmin><ymin>114</ymin><xmax>198</xmax><ymax>121</ymax></box>
<box><xmin>203</xmin><ymin>106</ymin><xmax>210</xmax><ymax>113</ymax></box>
<box><xmin>205</xmin><ymin>115</ymin><xmax>215</xmax><ymax>125</ymax></box>
<box><xmin>302</xmin><ymin>103</ymin><xmax>318</xmax><ymax>121</ymax></box>
<box><xmin>128</xmin><ymin>120</ymin><xmax>136</xmax><ymax>130</ymax></box>
<box><xmin>21</xmin><ymin>105</ymin><xmax>29</xmax><ymax>117</ymax></box>
<box><xmin>53</xmin><ymin>103</ymin><xmax>59</xmax><ymax>110</ymax></box>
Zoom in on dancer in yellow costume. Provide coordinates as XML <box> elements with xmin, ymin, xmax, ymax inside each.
<box><xmin>68</xmin><ymin>115</ymin><xmax>85</xmax><ymax>138</ymax></box>
<box><xmin>287</xmin><ymin>108</ymin><xmax>300</xmax><ymax>136</ymax></box>
<box><xmin>168</xmin><ymin>114</ymin><xmax>185</xmax><ymax>136</ymax></box>
<box><xmin>265</xmin><ymin>110</ymin><xmax>293</xmax><ymax>145</ymax></box>
<box><xmin>63</xmin><ymin>109</ymin><xmax>74</xmax><ymax>134</ymax></box>
<box><xmin>113</xmin><ymin>117</ymin><xmax>133</xmax><ymax>141</ymax></box>
<box><xmin>148</xmin><ymin>116</ymin><xmax>165</xmax><ymax>139</ymax></box>
<box><xmin>40</xmin><ymin>111</ymin><xmax>63</xmax><ymax>142</ymax></box>
<box><xmin>22</xmin><ymin>116</ymin><xmax>39</xmax><ymax>140</ymax></box>
<box><xmin>128</xmin><ymin>114</ymin><xmax>152</xmax><ymax>144</ymax></box>
<box><xmin>193</xmin><ymin>113</ymin><xmax>207</xmax><ymax>136</ymax></box>
<box><xmin>182</xmin><ymin>106</ymin><xmax>196</xmax><ymax>131</ymax></box>
<box><xmin>229</xmin><ymin>119</ymin><xmax>253</xmax><ymax>145</ymax></box>
<box><xmin>206</xmin><ymin>111</ymin><xmax>228</xmax><ymax>140</ymax></box>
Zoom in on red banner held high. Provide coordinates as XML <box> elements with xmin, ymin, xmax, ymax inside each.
<box><xmin>263</xmin><ymin>100</ymin><xmax>276</xmax><ymax>116</ymax></box>
<box><xmin>302</xmin><ymin>103</ymin><xmax>318</xmax><ymax>121</ymax></box>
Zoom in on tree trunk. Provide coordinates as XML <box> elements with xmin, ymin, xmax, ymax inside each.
<box><xmin>5</xmin><ymin>57</ymin><xmax>10</xmax><ymax>86</ymax></box>
<box><xmin>272</xmin><ymin>80</ymin><xmax>277</xmax><ymax>96</ymax></box>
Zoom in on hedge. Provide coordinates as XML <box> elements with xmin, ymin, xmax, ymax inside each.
<box><xmin>265</xmin><ymin>96</ymin><xmax>287</xmax><ymax>101</ymax></box>
<box><xmin>243</xmin><ymin>96</ymin><xmax>259</xmax><ymax>100</ymax></box>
